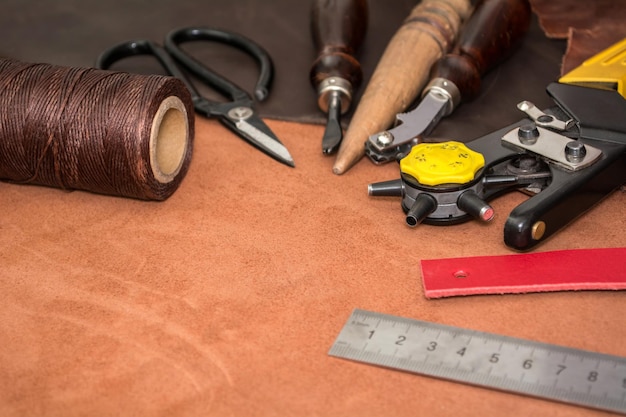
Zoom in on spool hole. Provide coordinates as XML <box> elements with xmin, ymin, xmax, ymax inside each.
<box><xmin>150</xmin><ymin>96</ymin><xmax>189</xmax><ymax>183</ymax></box>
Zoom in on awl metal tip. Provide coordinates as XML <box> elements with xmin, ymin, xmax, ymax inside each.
<box><xmin>321</xmin><ymin>92</ymin><xmax>343</xmax><ymax>155</ymax></box>
<box><xmin>321</xmin><ymin>118</ymin><xmax>343</xmax><ymax>155</ymax></box>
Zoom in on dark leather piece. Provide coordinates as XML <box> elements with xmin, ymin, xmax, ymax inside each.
<box><xmin>563</xmin><ymin>28</ymin><xmax>624</xmax><ymax>75</ymax></box>
<box><xmin>529</xmin><ymin>0</ymin><xmax>626</xmax><ymax>74</ymax></box>
<box><xmin>0</xmin><ymin>0</ymin><xmax>565</xmax><ymax>142</ymax></box>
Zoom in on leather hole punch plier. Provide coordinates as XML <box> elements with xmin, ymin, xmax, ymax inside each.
<box><xmin>368</xmin><ymin>38</ymin><xmax>626</xmax><ymax>251</ymax></box>
<box><xmin>96</xmin><ymin>27</ymin><xmax>295</xmax><ymax>168</ymax></box>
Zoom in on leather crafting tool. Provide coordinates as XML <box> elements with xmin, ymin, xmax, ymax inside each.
<box><xmin>420</xmin><ymin>247</ymin><xmax>626</xmax><ymax>298</ymax></box>
<box><xmin>310</xmin><ymin>0</ymin><xmax>368</xmax><ymax>155</ymax></box>
<box><xmin>368</xmin><ymin>79</ymin><xmax>626</xmax><ymax>251</ymax></box>
<box><xmin>365</xmin><ymin>0</ymin><xmax>531</xmax><ymax>164</ymax></box>
<box><xmin>331</xmin><ymin>0</ymin><xmax>472</xmax><ymax>174</ymax></box>
<box><xmin>97</xmin><ymin>27</ymin><xmax>295</xmax><ymax>168</ymax></box>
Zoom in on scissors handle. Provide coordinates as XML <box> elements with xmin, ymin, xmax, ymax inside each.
<box><xmin>164</xmin><ymin>27</ymin><xmax>274</xmax><ymax>102</ymax></box>
<box><xmin>95</xmin><ymin>40</ymin><xmax>202</xmax><ymax>98</ymax></box>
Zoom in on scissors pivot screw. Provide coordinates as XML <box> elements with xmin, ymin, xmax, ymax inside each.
<box><xmin>228</xmin><ymin>106</ymin><xmax>253</xmax><ymax>121</ymax></box>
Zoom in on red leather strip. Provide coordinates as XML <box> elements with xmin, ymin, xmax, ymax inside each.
<box><xmin>420</xmin><ymin>247</ymin><xmax>626</xmax><ymax>298</ymax></box>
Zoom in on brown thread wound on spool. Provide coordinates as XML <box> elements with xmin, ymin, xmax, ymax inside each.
<box><xmin>0</xmin><ymin>58</ymin><xmax>194</xmax><ymax>201</ymax></box>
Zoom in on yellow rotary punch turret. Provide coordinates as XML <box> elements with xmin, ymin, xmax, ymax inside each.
<box><xmin>399</xmin><ymin>141</ymin><xmax>485</xmax><ymax>186</ymax></box>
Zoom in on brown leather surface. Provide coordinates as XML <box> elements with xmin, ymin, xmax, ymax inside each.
<box><xmin>1</xmin><ymin>118</ymin><xmax>625</xmax><ymax>416</ymax></box>
<box><xmin>1</xmin><ymin>1</ymin><xmax>626</xmax><ymax>416</ymax></box>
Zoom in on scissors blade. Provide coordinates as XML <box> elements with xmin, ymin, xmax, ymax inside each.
<box><xmin>224</xmin><ymin>107</ymin><xmax>295</xmax><ymax>168</ymax></box>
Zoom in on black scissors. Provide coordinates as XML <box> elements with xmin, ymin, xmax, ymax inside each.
<box><xmin>96</xmin><ymin>27</ymin><xmax>295</xmax><ymax>168</ymax></box>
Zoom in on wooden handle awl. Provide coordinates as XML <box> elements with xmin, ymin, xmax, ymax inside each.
<box><xmin>310</xmin><ymin>0</ymin><xmax>368</xmax><ymax>109</ymax></box>
<box><xmin>310</xmin><ymin>0</ymin><xmax>368</xmax><ymax>154</ymax></box>
<box><xmin>333</xmin><ymin>0</ymin><xmax>472</xmax><ymax>175</ymax></box>
<box><xmin>432</xmin><ymin>0</ymin><xmax>531</xmax><ymax>100</ymax></box>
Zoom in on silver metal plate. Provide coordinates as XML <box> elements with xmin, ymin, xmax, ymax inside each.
<box><xmin>502</xmin><ymin>126</ymin><xmax>602</xmax><ymax>171</ymax></box>
<box><xmin>330</xmin><ymin>309</ymin><xmax>626</xmax><ymax>415</ymax></box>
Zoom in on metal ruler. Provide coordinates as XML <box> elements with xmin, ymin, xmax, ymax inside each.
<box><xmin>329</xmin><ymin>309</ymin><xmax>626</xmax><ymax>414</ymax></box>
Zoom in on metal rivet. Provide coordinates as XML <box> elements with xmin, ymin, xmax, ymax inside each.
<box><xmin>532</xmin><ymin>221</ymin><xmax>546</xmax><ymax>240</ymax></box>
<box><xmin>565</xmin><ymin>140</ymin><xmax>587</xmax><ymax>163</ymax></box>
<box><xmin>376</xmin><ymin>131</ymin><xmax>394</xmax><ymax>146</ymax></box>
<box><xmin>518</xmin><ymin>123</ymin><xmax>539</xmax><ymax>145</ymax></box>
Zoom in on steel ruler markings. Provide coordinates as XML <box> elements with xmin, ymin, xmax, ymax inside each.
<box><xmin>329</xmin><ymin>309</ymin><xmax>626</xmax><ymax>415</ymax></box>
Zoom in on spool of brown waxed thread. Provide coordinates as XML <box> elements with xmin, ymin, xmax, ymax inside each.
<box><xmin>0</xmin><ymin>58</ymin><xmax>194</xmax><ymax>200</ymax></box>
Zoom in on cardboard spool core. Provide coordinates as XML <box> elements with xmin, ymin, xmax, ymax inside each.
<box><xmin>149</xmin><ymin>96</ymin><xmax>189</xmax><ymax>184</ymax></box>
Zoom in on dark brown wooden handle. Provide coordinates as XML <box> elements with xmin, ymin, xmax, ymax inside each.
<box><xmin>309</xmin><ymin>0</ymin><xmax>368</xmax><ymax>90</ymax></box>
<box><xmin>432</xmin><ymin>0</ymin><xmax>531</xmax><ymax>100</ymax></box>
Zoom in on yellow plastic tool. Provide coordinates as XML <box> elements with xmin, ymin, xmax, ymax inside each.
<box><xmin>399</xmin><ymin>141</ymin><xmax>484</xmax><ymax>186</ymax></box>
<box><xmin>559</xmin><ymin>38</ymin><xmax>626</xmax><ymax>98</ymax></box>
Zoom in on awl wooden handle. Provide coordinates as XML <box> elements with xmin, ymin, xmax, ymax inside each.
<box><xmin>310</xmin><ymin>0</ymin><xmax>368</xmax><ymax>112</ymax></box>
<box><xmin>432</xmin><ymin>0</ymin><xmax>531</xmax><ymax>100</ymax></box>
<box><xmin>333</xmin><ymin>0</ymin><xmax>472</xmax><ymax>174</ymax></box>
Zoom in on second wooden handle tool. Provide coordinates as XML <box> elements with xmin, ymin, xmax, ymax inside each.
<box><xmin>332</xmin><ymin>0</ymin><xmax>472</xmax><ymax>175</ymax></box>
<box><xmin>365</xmin><ymin>0</ymin><xmax>532</xmax><ymax>164</ymax></box>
